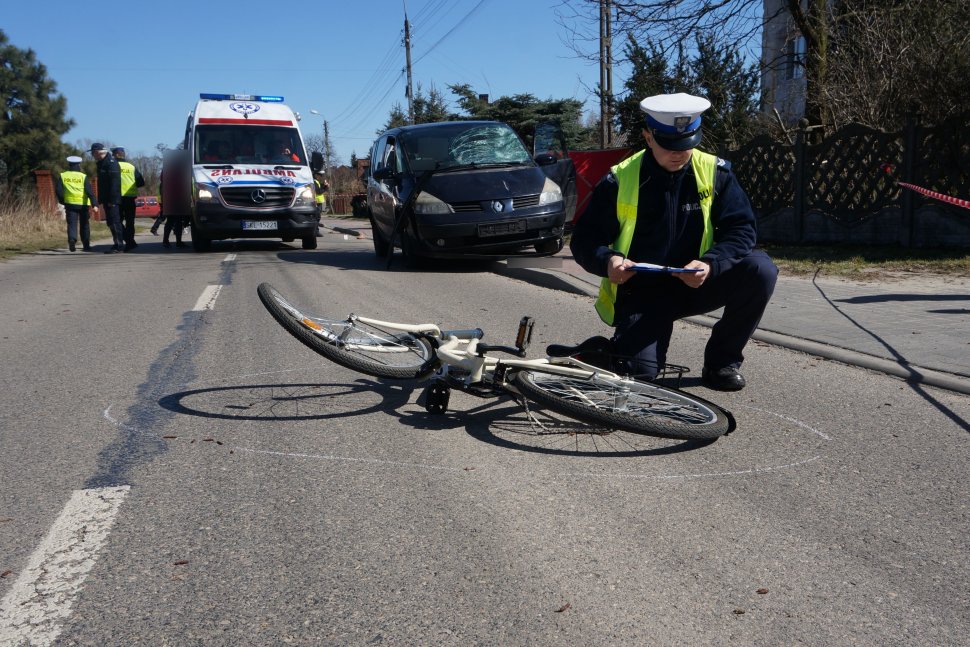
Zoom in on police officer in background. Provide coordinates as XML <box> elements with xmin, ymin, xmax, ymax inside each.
<box><xmin>570</xmin><ymin>93</ymin><xmax>778</xmax><ymax>391</ymax></box>
<box><xmin>53</xmin><ymin>155</ymin><xmax>98</xmax><ymax>252</ymax></box>
<box><xmin>89</xmin><ymin>143</ymin><xmax>126</xmax><ymax>253</ymax></box>
<box><xmin>313</xmin><ymin>170</ymin><xmax>329</xmax><ymax>227</ymax></box>
<box><xmin>112</xmin><ymin>146</ymin><xmax>145</xmax><ymax>251</ymax></box>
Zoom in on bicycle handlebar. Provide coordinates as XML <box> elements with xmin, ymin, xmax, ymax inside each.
<box><xmin>439</xmin><ymin>328</ymin><xmax>484</xmax><ymax>340</ymax></box>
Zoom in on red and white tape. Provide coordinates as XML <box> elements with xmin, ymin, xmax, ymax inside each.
<box><xmin>897</xmin><ymin>181</ymin><xmax>970</xmax><ymax>210</ymax></box>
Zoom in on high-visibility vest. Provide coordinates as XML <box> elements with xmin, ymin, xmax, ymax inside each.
<box><xmin>594</xmin><ymin>149</ymin><xmax>718</xmax><ymax>326</ymax></box>
<box><xmin>60</xmin><ymin>170</ymin><xmax>90</xmax><ymax>206</ymax></box>
<box><xmin>118</xmin><ymin>161</ymin><xmax>138</xmax><ymax>197</ymax></box>
<box><xmin>314</xmin><ymin>180</ymin><xmax>326</xmax><ymax>205</ymax></box>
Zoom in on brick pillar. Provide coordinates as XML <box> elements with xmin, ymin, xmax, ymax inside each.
<box><xmin>33</xmin><ymin>170</ymin><xmax>58</xmax><ymax>214</ymax></box>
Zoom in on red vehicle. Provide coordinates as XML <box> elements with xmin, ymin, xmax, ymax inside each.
<box><xmin>135</xmin><ymin>196</ymin><xmax>161</xmax><ymax>218</ymax></box>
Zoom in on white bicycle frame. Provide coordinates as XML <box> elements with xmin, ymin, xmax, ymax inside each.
<box><xmin>349</xmin><ymin>314</ymin><xmax>632</xmax><ymax>389</ymax></box>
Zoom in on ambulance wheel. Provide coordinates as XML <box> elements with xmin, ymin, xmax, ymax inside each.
<box><xmin>190</xmin><ymin>223</ymin><xmax>211</xmax><ymax>252</ymax></box>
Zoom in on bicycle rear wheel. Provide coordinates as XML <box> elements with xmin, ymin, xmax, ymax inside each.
<box><xmin>257</xmin><ymin>282</ymin><xmax>438</xmax><ymax>380</ymax></box>
<box><xmin>512</xmin><ymin>370</ymin><xmax>730</xmax><ymax>440</ymax></box>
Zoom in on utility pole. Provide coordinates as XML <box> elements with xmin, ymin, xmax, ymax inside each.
<box><xmin>599</xmin><ymin>0</ymin><xmax>613</xmax><ymax>148</ymax></box>
<box><xmin>404</xmin><ymin>12</ymin><xmax>415</xmax><ymax>125</ymax></box>
<box><xmin>323</xmin><ymin>119</ymin><xmax>333</xmax><ymax>187</ymax></box>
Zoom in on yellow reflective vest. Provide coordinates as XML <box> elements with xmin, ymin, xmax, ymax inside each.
<box><xmin>594</xmin><ymin>149</ymin><xmax>717</xmax><ymax>326</ymax></box>
<box><xmin>118</xmin><ymin>161</ymin><xmax>138</xmax><ymax>198</ymax></box>
<box><xmin>60</xmin><ymin>170</ymin><xmax>90</xmax><ymax>206</ymax></box>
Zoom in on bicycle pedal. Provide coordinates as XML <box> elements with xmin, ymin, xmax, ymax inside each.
<box><xmin>423</xmin><ymin>381</ymin><xmax>450</xmax><ymax>415</ymax></box>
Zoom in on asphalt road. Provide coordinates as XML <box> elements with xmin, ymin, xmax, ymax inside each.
<box><xmin>1</xmin><ymin>231</ymin><xmax>968</xmax><ymax>646</ymax></box>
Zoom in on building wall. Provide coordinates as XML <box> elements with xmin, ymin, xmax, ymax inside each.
<box><xmin>761</xmin><ymin>0</ymin><xmax>807</xmax><ymax>122</ymax></box>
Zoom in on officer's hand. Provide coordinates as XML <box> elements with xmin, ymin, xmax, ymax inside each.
<box><xmin>677</xmin><ymin>260</ymin><xmax>710</xmax><ymax>288</ymax></box>
<box><xmin>608</xmin><ymin>255</ymin><xmax>635</xmax><ymax>285</ymax></box>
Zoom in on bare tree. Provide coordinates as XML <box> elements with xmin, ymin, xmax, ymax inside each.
<box><xmin>820</xmin><ymin>0</ymin><xmax>970</xmax><ymax>129</ymax></box>
<box><xmin>559</xmin><ymin>0</ymin><xmax>970</xmax><ymax>132</ymax></box>
<box><xmin>555</xmin><ymin>0</ymin><xmax>829</xmax><ymax>126</ymax></box>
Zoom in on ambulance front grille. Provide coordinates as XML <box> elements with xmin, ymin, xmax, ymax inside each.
<box><xmin>221</xmin><ymin>186</ymin><xmax>295</xmax><ymax>208</ymax></box>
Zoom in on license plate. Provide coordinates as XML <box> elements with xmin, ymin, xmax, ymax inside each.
<box><xmin>478</xmin><ymin>220</ymin><xmax>526</xmax><ymax>238</ymax></box>
<box><xmin>241</xmin><ymin>220</ymin><xmax>278</xmax><ymax>231</ymax></box>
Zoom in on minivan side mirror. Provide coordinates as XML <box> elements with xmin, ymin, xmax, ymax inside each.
<box><xmin>534</xmin><ymin>153</ymin><xmax>558</xmax><ymax>166</ymax></box>
<box><xmin>373</xmin><ymin>165</ymin><xmax>396</xmax><ymax>181</ymax></box>
<box><xmin>310</xmin><ymin>151</ymin><xmax>324</xmax><ymax>172</ymax></box>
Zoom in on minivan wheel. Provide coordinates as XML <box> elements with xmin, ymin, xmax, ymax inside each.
<box><xmin>400</xmin><ymin>228</ymin><xmax>426</xmax><ymax>269</ymax></box>
<box><xmin>369</xmin><ymin>213</ymin><xmax>390</xmax><ymax>257</ymax></box>
<box><xmin>302</xmin><ymin>236</ymin><xmax>318</xmax><ymax>250</ymax></box>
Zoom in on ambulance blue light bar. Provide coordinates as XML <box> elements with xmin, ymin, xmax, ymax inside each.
<box><xmin>199</xmin><ymin>93</ymin><xmax>285</xmax><ymax>102</ymax></box>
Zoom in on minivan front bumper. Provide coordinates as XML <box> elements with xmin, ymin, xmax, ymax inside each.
<box><xmin>410</xmin><ymin>207</ymin><xmax>566</xmax><ymax>258</ymax></box>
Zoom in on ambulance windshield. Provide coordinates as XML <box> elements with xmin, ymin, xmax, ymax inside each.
<box><xmin>196</xmin><ymin>126</ymin><xmax>306</xmax><ymax>165</ymax></box>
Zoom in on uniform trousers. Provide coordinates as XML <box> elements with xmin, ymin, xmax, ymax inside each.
<box><xmin>103</xmin><ymin>203</ymin><xmax>126</xmax><ymax>251</ymax></box>
<box><xmin>120</xmin><ymin>197</ymin><xmax>137</xmax><ymax>247</ymax></box>
<box><xmin>65</xmin><ymin>206</ymin><xmax>91</xmax><ymax>248</ymax></box>
<box><xmin>612</xmin><ymin>250</ymin><xmax>778</xmax><ymax>379</ymax></box>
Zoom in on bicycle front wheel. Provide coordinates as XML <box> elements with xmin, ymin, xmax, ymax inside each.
<box><xmin>257</xmin><ymin>283</ymin><xmax>438</xmax><ymax>380</ymax></box>
<box><xmin>512</xmin><ymin>370</ymin><xmax>730</xmax><ymax>440</ymax></box>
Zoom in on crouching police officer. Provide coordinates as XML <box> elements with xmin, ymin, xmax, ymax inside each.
<box><xmin>570</xmin><ymin>93</ymin><xmax>777</xmax><ymax>391</ymax></box>
<box><xmin>54</xmin><ymin>155</ymin><xmax>98</xmax><ymax>252</ymax></box>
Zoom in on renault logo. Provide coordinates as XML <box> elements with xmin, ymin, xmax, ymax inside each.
<box><xmin>491</xmin><ymin>200</ymin><xmax>504</xmax><ymax>213</ymax></box>
<box><xmin>251</xmin><ymin>189</ymin><xmax>266</xmax><ymax>204</ymax></box>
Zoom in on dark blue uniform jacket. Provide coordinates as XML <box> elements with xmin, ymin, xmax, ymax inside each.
<box><xmin>570</xmin><ymin>149</ymin><xmax>758</xmax><ymax>288</ymax></box>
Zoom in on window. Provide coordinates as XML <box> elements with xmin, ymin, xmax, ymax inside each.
<box><xmin>785</xmin><ymin>35</ymin><xmax>806</xmax><ymax>80</ymax></box>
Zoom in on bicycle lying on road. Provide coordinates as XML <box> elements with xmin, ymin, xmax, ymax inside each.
<box><xmin>257</xmin><ymin>282</ymin><xmax>732</xmax><ymax>440</ymax></box>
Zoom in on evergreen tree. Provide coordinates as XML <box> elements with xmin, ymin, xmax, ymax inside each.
<box><xmin>615</xmin><ymin>33</ymin><xmax>760</xmax><ymax>150</ymax></box>
<box><xmin>0</xmin><ymin>30</ymin><xmax>74</xmax><ymax>192</ymax></box>
<box><xmin>447</xmin><ymin>83</ymin><xmax>594</xmax><ymax>151</ymax></box>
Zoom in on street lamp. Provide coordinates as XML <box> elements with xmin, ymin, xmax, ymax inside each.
<box><xmin>308</xmin><ymin>109</ymin><xmax>331</xmax><ymax>182</ymax></box>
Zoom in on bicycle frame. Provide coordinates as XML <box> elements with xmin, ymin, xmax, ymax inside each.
<box><xmin>347</xmin><ymin>314</ymin><xmax>628</xmax><ymax>389</ymax></box>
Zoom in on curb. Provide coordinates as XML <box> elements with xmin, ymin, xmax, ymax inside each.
<box><xmin>495</xmin><ymin>264</ymin><xmax>970</xmax><ymax>396</ymax></box>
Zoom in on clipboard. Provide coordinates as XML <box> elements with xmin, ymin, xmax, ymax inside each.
<box><xmin>629</xmin><ymin>262</ymin><xmax>702</xmax><ymax>274</ymax></box>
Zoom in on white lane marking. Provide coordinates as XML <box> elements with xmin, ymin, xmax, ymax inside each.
<box><xmin>192</xmin><ymin>284</ymin><xmax>223</xmax><ymax>311</ymax></box>
<box><xmin>223</xmin><ymin>253</ymin><xmax>236</xmax><ymax>263</ymax></box>
<box><xmin>0</xmin><ymin>486</ymin><xmax>130</xmax><ymax>647</ymax></box>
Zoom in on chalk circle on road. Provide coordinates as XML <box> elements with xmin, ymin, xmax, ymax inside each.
<box><xmin>108</xmin><ymin>369</ymin><xmax>831</xmax><ymax>481</ymax></box>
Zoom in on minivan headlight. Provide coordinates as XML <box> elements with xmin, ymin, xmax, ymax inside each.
<box><xmin>413</xmin><ymin>191</ymin><xmax>453</xmax><ymax>214</ymax></box>
<box><xmin>539</xmin><ymin>177</ymin><xmax>563</xmax><ymax>206</ymax></box>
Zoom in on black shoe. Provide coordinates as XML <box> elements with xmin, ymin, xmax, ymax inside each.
<box><xmin>104</xmin><ymin>248</ymin><xmax>122</xmax><ymax>254</ymax></box>
<box><xmin>82</xmin><ymin>246</ymin><xmax>92</xmax><ymax>252</ymax></box>
<box><xmin>150</xmin><ymin>227</ymin><xmax>158</xmax><ymax>235</ymax></box>
<box><xmin>69</xmin><ymin>241</ymin><xmax>76</xmax><ymax>252</ymax></box>
<box><xmin>175</xmin><ymin>242</ymin><xmax>187</xmax><ymax>248</ymax></box>
<box><xmin>702</xmin><ymin>366</ymin><xmax>746</xmax><ymax>391</ymax></box>
<box><xmin>163</xmin><ymin>241</ymin><xmax>171</xmax><ymax>248</ymax></box>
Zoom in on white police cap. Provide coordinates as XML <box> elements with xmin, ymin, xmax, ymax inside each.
<box><xmin>640</xmin><ymin>93</ymin><xmax>711</xmax><ymax>151</ymax></box>
<box><xmin>66</xmin><ymin>155</ymin><xmax>83</xmax><ymax>164</ymax></box>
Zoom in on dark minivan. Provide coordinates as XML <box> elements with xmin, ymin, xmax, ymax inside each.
<box><xmin>367</xmin><ymin>121</ymin><xmax>568</xmax><ymax>263</ymax></box>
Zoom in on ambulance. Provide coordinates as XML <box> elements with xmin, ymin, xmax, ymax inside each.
<box><xmin>165</xmin><ymin>93</ymin><xmax>323</xmax><ymax>251</ymax></box>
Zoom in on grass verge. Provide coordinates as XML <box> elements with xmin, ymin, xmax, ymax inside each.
<box><xmin>763</xmin><ymin>244</ymin><xmax>970</xmax><ymax>279</ymax></box>
<box><xmin>0</xmin><ymin>195</ymin><xmax>112</xmax><ymax>260</ymax></box>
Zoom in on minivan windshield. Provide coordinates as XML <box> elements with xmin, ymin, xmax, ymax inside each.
<box><xmin>195</xmin><ymin>125</ymin><xmax>306</xmax><ymax>165</ymax></box>
<box><xmin>400</xmin><ymin>123</ymin><xmax>532</xmax><ymax>173</ymax></box>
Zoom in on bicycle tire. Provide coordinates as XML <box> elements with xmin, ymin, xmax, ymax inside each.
<box><xmin>257</xmin><ymin>283</ymin><xmax>438</xmax><ymax>380</ymax></box>
<box><xmin>512</xmin><ymin>369</ymin><xmax>730</xmax><ymax>440</ymax></box>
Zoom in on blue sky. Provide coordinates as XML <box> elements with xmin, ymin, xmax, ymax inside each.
<box><xmin>4</xmin><ymin>0</ymin><xmax>618</xmax><ymax>165</ymax></box>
